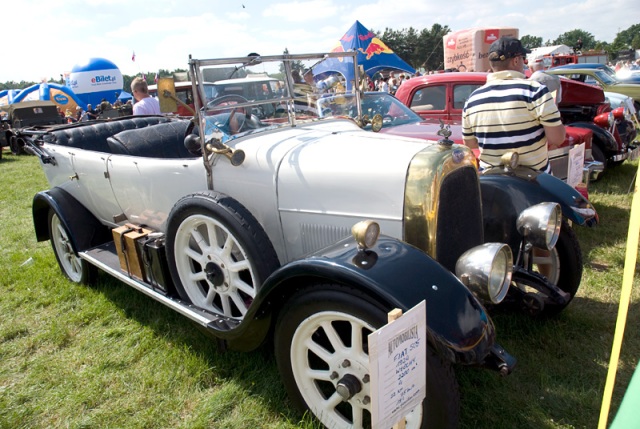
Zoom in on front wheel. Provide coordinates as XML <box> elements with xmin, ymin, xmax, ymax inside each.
<box><xmin>48</xmin><ymin>210</ymin><xmax>96</xmax><ymax>284</ymax></box>
<box><xmin>591</xmin><ymin>142</ymin><xmax>607</xmax><ymax>168</ymax></box>
<box><xmin>522</xmin><ymin>220</ymin><xmax>583</xmax><ymax>315</ymax></box>
<box><xmin>9</xmin><ymin>135</ymin><xmax>24</xmax><ymax>155</ymax></box>
<box><xmin>274</xmin><ymin>284</ymin><xmax>460</xmax><ymax>429</ymax></box>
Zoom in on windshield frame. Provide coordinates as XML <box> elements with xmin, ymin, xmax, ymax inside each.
<box><xmin>187</xmin><ymin>52</ymin><xmax>362</xmax><ymax>189</ymax></box>
<box><xmin>189</xmin><ymin>52</ymin><xmax>361</xmax><ymax>130</ymax></box>
<box><xmin>593</xmin><ymin>69</ymin><xmax>618</xmax><ymax>85</ymax></box>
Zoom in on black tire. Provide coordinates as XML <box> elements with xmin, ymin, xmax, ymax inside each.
<box><xmin>165</xmin><ymin>192</ymin><xmax>279</xmax><ymax>320</ymax></box>
<box><xmin>591</xmin><ymin>142</ymin><xmax>607</xmax><ymax>167</ymax></box>
<box><xmin>48</xmin><ymin>209</ymin><xmax>96</xmax><ymax>284</ymax></box>
<box><xmin>9</xmin><ymin>135</ymin><xmax>24</xmax><ymax>155</ymax></box>
<box><xmin>531</xmin><ymin>220</ymin><xmax>583</xmax><ymax>315</ymax></box>
<box><xmin>274</xmin><ymin>284</ymin><xmax>460</xmax><ymax>429</ymax></box>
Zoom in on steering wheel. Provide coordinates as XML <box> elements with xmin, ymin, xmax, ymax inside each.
<box><xmin>206</xmin><ymin>94</ymin><xmax>249</xmax><ymax>110</ymax></box>
<box><xmin>206</xmin><ymin>94</ymin><xmax>251</xmax><ymax>134</ymax></box>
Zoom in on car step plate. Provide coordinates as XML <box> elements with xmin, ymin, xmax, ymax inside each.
<box><xmin>81</xmin><ymin>242</ymin><xmax>239</xmax><ymax>331</ymax></box>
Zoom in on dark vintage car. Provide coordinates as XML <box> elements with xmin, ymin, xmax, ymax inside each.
<box><xmin>395</xmin><ymin>72</ymin><xmax>639</xmax><ymax>174</ymax></box>
<box><xmin>0</xmin><ymin>100</ymin><xmax>65</xmax><ymax>155</ymax></box>
<box><xmin>19</xmin><ymin>51</ymin><xmax>558</xmax><ymax>429</ymax></box>
<box><xmin>149</xmin><ymin>76</ymin><xmax>282</xmax><ymax>117</ymax></box>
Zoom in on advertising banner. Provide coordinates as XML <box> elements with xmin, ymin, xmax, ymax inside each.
<box><xmin>443</xmin><ymin>27</ymin><xmax>519</xmax><ymax>72</ymax></box>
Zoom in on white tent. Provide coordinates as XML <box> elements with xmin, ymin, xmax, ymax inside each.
<box><xmin>528</xmin><ymin>45</ymin><xmax>573</xmax><ymax>62</ymax></box>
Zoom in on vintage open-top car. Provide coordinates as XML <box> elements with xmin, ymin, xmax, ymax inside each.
<box><xmin>21</xmin><ymin>52</ymin><xmax>580</xmax><ymax>428</ymax></box>
<box><xmin>1</xmin><ymin>100</ymin><xmax>65</xmax><ymax>155</ymax></box>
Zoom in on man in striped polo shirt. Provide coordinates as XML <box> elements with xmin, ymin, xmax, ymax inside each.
<box><xmin>462</xmin><ymin>36</ymin><xmax>566</xmax><ymax>173</ymax></box>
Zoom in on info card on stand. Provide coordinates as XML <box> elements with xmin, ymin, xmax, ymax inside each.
<box><xmin>368</xmin><ymin>300</ymin><xmax>427</xmax><ymax>428</ymax></box>
<box><xmin>567</xmin><ymin>143</ymin><xmax>586</xmax><ymax>189</ymax></box>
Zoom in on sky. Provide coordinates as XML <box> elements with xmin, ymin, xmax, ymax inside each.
<box><xmin>2</xmin><ymin>0</ymin><xmax>638</xmax><ymax>83</ymax></box>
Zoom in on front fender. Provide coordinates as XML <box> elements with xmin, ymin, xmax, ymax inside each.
<box><xmin>480</xmin><ymin>168</ymin><xmax>597</xmax><ymax>250</ymax></box>
<box><xmin>570</xmin><ymin>122</ymin><xmax>619</xmax><ymax>154</ymax></box>
<box><xmin>231</xmin><ymin>235</ymin><xmax>497</xmax><ymax>366</ymax></box>
<box><xmin>32</xmin><ymin>188</ymin><xmax>112</xmax><ymax>253</ymax></box>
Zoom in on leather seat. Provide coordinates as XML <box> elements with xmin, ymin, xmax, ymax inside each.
<box><xmin>49</xmin><ymin>117</ymin><xmax>171</xmax><ymax>152</ymax></box>
<box><xmin>106</xmin><ymin>120</ymin><xmax>194</xmax><ymax>158</ymax></box>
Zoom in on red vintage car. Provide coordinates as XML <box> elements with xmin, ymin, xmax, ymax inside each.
<box><xmin>395</xmin><ymin>72</ymin><xmax>636</xmax><ymax>178</ymax></box>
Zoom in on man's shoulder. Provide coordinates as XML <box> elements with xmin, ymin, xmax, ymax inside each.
<box><xmin>487</xmin><ymin>70</ymin><xmax>527</xmax><ymax>82</ymax></box>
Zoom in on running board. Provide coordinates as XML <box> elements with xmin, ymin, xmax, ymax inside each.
<box><xmin>80</xmin><ymin>242</ymin><xmax>240</xmax><ymax>332</ymax></box>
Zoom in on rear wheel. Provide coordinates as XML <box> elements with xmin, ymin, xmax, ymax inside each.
<box><xmin>274</xmin><ymin>284</ymin><xmax>460</xmax><ymax>429</ymax></box>
<box><xmin>48</xmin><ymin>210</ymin><xmax>96</xmax><ymax>284</ymax></box>
<box><xmin>166</xmin><ymin>192</ymin><xmax>279</xmax><ymax>320</ymax></box>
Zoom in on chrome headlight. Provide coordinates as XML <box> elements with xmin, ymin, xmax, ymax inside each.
<box><xmin>455</xmin><ymin>243</ymin><xmax>513</xmax><ymax>304</ymax></box>
<box><xmin>607</xmin><ymin>112</ymin><xmax>615</xmax><ymax>127</ymax></box>
<box><xmin>516</xmin><ymin>202</ymin><xmax>561</xmax><ymax>250</ymax></box>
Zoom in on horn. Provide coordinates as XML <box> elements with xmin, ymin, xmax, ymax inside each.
<box><xmin>206</xmin><ymin>144</ymin><xmax>246</xmax><ymax>166</ymax></box>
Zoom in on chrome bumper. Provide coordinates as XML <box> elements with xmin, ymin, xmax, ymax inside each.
<box><xmin>611</xmin><ymin>145</ymin><xmax>640</xmax><ymax>163</ymax></box>
<box><xmin>627</xmin><ymin>145</ymin><xmax>640</xmax><ymax>161</ymax></box>
<box><xmin>583</xmin><ymin>160</ymin><xmax>605</xmax><ymax>182</ymax></box>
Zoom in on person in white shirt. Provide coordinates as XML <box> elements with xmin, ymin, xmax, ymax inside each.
<box><xmin>131</xmin><ymin>77</ymin><xmax>161</xmax><ymax>115</ymax></box>
<box><xmin>379</xmin><ymin>77</ymin><xmax>390</xmax><ymax>93</ymax></box>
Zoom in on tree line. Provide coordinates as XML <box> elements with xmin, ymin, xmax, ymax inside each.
<box><xmin>2</xmin><ymin>23</ymin><xmax>638</xmax><ymax>91</ymax></box>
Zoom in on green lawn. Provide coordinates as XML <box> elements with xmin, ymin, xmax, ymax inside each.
<box><xmin>1</xmin><ymin>149</ymin><xmax>638</xmax><ymax>429</ymax></box>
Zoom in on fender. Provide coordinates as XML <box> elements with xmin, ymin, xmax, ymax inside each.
<box><xmin>225</xmin><ymin>235</ymin><xmax>497</xmax><ymax>368</ymax></box>
<box><xmin>32</xmin><ymin>188</ymin><xmax>112</xmax><ymax>253</ymax></box>
<box><xmin>480</xmin><ymin>168</ymin><xmax>597</xmax><ymax>251</ymax></box>
<box><xmin>569</xmin><ymin>121</ymin><xmax>619</xmax><ymax>154</ymax></box>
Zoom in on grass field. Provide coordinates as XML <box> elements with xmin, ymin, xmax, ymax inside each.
<box><xmin>1</xmin><ymin>149</ymin><xmax>639</xmax><ymax>429</ymax></box>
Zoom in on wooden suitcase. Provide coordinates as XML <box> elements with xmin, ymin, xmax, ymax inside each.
<box><xmin>112</xmin><ymin>224</ymin><xmax>152</xmax><ymax>280</ymax></box>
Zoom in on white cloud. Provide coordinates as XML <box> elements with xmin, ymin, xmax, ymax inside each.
<box><xmin>262</xmin><ymin>0</ymin><xmax>343</xmax><ymax>22</ymax></box>
<box><xmin>0</xmin><ymin>0</ymin><xmax>638</xmax><ymax>83</ymax></box>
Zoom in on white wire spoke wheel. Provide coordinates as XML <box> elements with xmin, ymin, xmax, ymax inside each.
<box><xmin>173</xmin><ymin>213</ymin><xmax>257</xmax><ymax>319</ymax></box>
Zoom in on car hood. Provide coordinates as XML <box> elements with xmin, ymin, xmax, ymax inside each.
<box><xmin>559</xmin><ymin>78</ymin><xmax>605</xmax><ymax>105</ymax></box>
<box><xmin>215</xmin><ymin>119</ymin><xmax>441</xmax><ymax>262</ymax></box>
<box><xmin>378</xmin><ymin>118</ymin><xmax>464</xmax><ymax>143</ymax></box>
<box><xmin>377</xmin><ymin>117</ymin><xmax>590</xmax><ymax>153</ymax></box>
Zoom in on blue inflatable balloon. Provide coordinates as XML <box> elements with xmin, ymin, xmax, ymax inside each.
<box><xmin>68</xmin><ymin>58</ymin><xmax>123</xmax><ymax>107</ymax></box>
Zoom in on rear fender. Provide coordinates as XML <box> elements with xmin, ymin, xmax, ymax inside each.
<box><xmin>32</xmin><ymin>188</ymin><xmax>111</xmax><ymax>253</ymax></box>
<box><xmin>230</xmin><ymin>235</ymin><xmax>497</xmax><ymax>365</ymax></box>
<box><xmin>480</xmin><ymin>169</ymin><xmax>597</xmax><ymax>250</ymax></box>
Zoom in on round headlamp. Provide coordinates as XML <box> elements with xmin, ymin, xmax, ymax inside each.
<box><xmin>500</xmin><ymin>151</ymin><xmax>520</xmax><ymax>169</ymax></box>
<box><xmin>455</xmin><ymin>243</ymin><xmax>513</xmax><ymax>304</ymax></box>
<box><xmin>370</xmin><ymin>114</ymin><xmax>383</xmax><ymax>133</ymax></box>
<box><xmin>351</xmin><ymin>220</ymin><xmax>380</xmax><ymax>249</ymax></box>
<box><xmin>612</xmin><ymin>106</ymin><xmax>625</xmax><ymax>121</ymax></box>
<box><xmin>516</xmin><ymin>202</ymin><xmax>562</xmax><ymax>250</ymax></box>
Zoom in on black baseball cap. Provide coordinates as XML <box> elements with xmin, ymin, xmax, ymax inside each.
<box><xmin>489</xmin><ymin>36</ymin><xmax>531</xmax><ymax>61</ymax></box>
